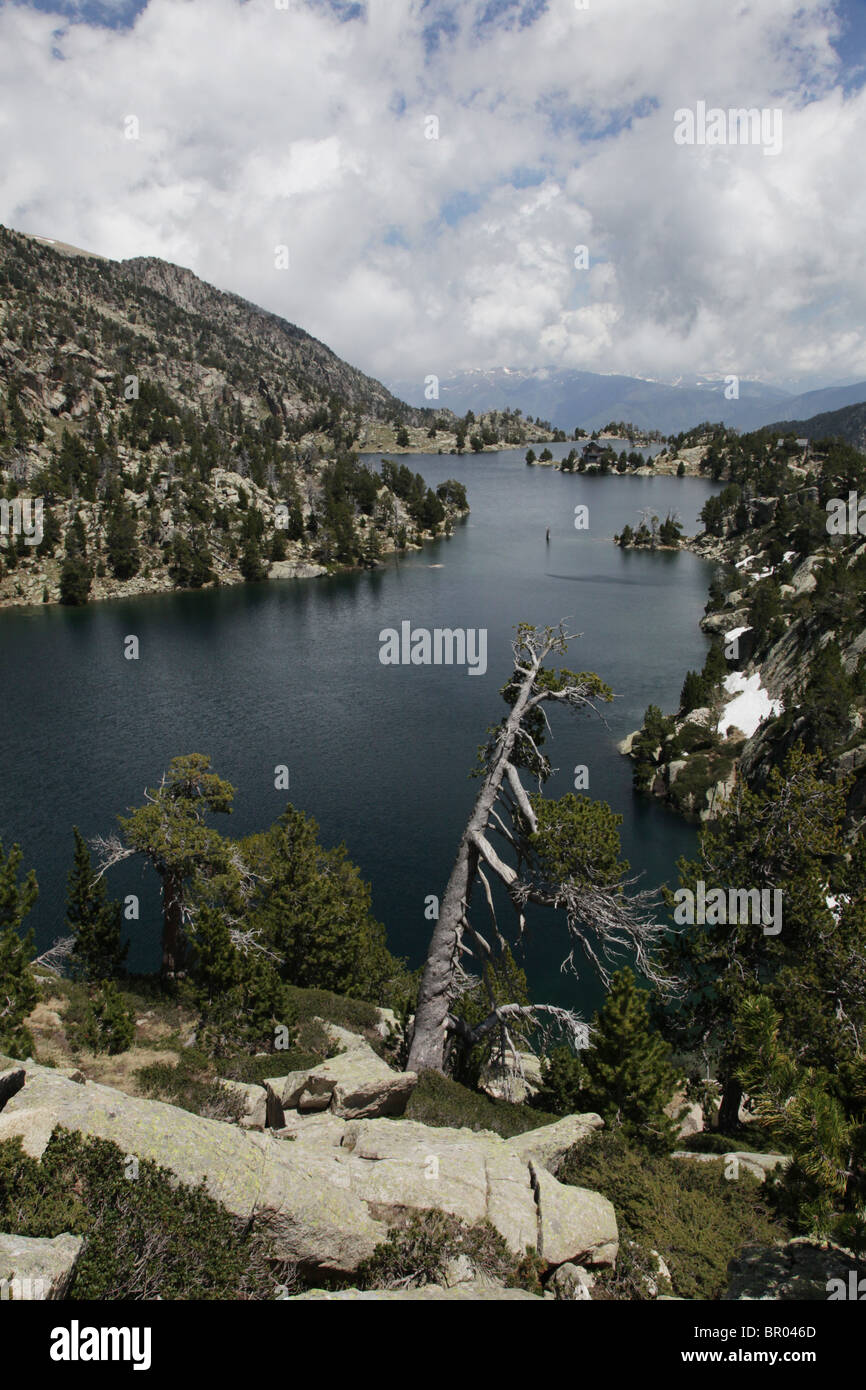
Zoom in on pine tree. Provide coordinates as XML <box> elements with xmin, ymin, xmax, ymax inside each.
<box><xmin>533</xmin><ymin>1045</ymin><xmax>585</xmax><ymax>1116</ymax></box>
<box><xmin>0</xmin><ymin>841</ymin><xmax>38</xmax><ymax>1057</ymax></box>
<box><xmin>78</xmin><ymin>980</ymin><xmax>136</xmax><ymax>1055</ymax></box>
<box><xmin>190</xmin><ymin>904</ymin><xmax>293</xmax><ymax>1056</ymax></box>
<box><xmin>679</xmin><ymin>670</ymin><xmax>706</xmax><ymax>714</ymax></box>
<box><xmin>580</xmin><ymin>969</ymin><xmax>679</xmax><ymax>1149</ymax></box>
<box><xmin>59</xmin><ymin>554</ymin><xmax>92</xmax><ymax>606</ymax></box>
<box><xmin>106</xmin><ymin>502</ymin><xmax>141</xmax><ymax>580</ymax></box>
<box><xmin>66</xmin><ymin>828</ymin><xmax>128</xmax><ymax>981</ymax></box>
<box><xmin>238</xmin><ymin>536</ymin><xmax>268</xmax><ymax>582</ymax></box>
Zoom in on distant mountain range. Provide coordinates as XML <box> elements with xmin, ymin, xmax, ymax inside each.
<box><xmin>387</xmin><ymin>366</ymin><xmax>866</xmax><ymax>438</ymax></box>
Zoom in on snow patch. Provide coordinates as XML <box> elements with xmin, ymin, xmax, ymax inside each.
<box><xmin>717</xmin><ymin>672</ymin><xmax>783</xmax><ymax>739</ymax></box>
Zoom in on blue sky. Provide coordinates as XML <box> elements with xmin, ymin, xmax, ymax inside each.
<box><xmin>2</xmin><ymin>0</ymin><xmax>866</xmax><ymax>388</ymax></box>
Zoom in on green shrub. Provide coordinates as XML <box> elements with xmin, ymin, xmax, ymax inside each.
<box><xmin>356</xmin><ymin>1210</ymin><xmax>516</xmax><ymax>1290</ymax></box>
<box><xmin>135</xmin><ymin>1053</ymin><xmax>239</xmax><ymax>1118</ymax></box>
<box><xmin>72</xmin><ymin>981</ymin><xmax>136</xmax><ymax>1055</ymax></box>
<box><xmin>405</xmin><ymin>1069</ymin><xmax>556</xmax><ymax>1138</ymax></box>
<box><xmin>559</xmin><ymin>1130</ymin><xmax>787</xmax><ymax>1300</ymax></box>
<box><xmin>283</xmin><ymin>985</ymin><xmax>381</xmax><ymax>1037</ymax></box>
<box><xmin>0</xmin><ymin>1129</ymin><xmax>286</xmax><ymax>1299</ymax></box>
<box><xmin>532</xmin><ymin>1045</ymin><xmax>585</xmax><ymax>1116</ymax></box>
<box><xmin>670</xmin><ymin>722</ymin><xmax>717</xmax><ymax>757</ymax></box>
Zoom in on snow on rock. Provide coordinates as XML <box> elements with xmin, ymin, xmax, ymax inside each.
<box><xmin>734</xmin><ymin>555</ymin><xmax>774</xmax><ymax>582</ymax></box>
<box><xmin>717</xmin><ymin>672</ymin><xmax>783</xmax><ymax>739</ymax></box>
<box><xmin>724</xmin><ymin>626</ymin><xmax>752</xmax><ymax>645</ymax></box>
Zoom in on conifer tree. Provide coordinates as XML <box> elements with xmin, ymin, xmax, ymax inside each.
<box><xmin>115</xmin><ymin>755</ymin><xmax>235</xmax><ymax>981</ymax></box>
<box><xmin>580</xmin><ymin>968</ymin><xmax>679</xmax><ymax>1149</ymax></box>
<box><xmin>66</xmin><ymin>828</ymin><xmax>128</xmax><ymax>982</ymax></box>
<box><xmin>0</xmin><ymin>841</ymin><xmax>38</xmax><ymax>1057</ymax></box>
<box><xmin>533</xmin><ymin>1045</ymin><xmax>585</xmax><ymax>1116</ymax></box>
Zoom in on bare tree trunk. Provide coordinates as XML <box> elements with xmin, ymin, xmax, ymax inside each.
<box><xmin>407</xmin><ymin>658</ymin><xmax>538</xmax><ymax>1072</ymax></box>
<box><xmin>407</xmin><ymin>624</ymin><xmax>672</xmax><ymax>1076</ymax></box>
<box><xmin>161</xmin><ymin>872</ymin><xmax>184</xmax><ymax>981</ymax></box>
<box><xmin>718</xmin><ymin>1076</ymin><xmax>743</xmax><ymax>1134</ymax></box>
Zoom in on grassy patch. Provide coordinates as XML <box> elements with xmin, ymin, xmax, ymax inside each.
<box><xmin>404</xmin><ymin>1069</ymin><xmax>557</xmax><ymax>1138</ymax></box>
<box><xmin>283</xmin><ymin>985</ymin><xmax>381</xmax><ymax>1036</ymax></box>
<box><xmin>678</xmin><ymin>1130</ymin><xmax>768</xmax><ymax>1155</ymax></box>
<box><xmin>134</xmin><ymin>1044</ymin><xmax>328</xmax><ymax>1117</ymax></box>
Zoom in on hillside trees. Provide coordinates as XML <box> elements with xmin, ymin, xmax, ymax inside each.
<box><xmin>65</xmin><ymin>827</ymin><xmax>128</xmax><ymax>982</ymax></box>
<box><xmin>106</xmin><ymin>499</ymin><xmax>141</xmax><ymax>580</ymax></box>
<box><xmin>0</xmin><ymin>841</ymin><xmax>38</xmax><ymax>1056</ymax></box>
<box><xmin>239</xmin><ymin>806</ymin><xmax>402</xmax><ymax>1002</ymax></box>
<box><xmin>661</xmin><ymin>747</ymin><xmax>865</xmax><ymax>1130</ymax></box>
<box><xmin>97</xmin><ymin>755</ymin><xmax>238</xmax><ymax>981</ymax></box>
<box><xmin>407</xmin><ymin>623</ymin><xmax>672</xmax><ymax>1074</ymax></box>
<box><xmin>735</xmin><ymin>994</ymin><xmax>866</xmax><ymax>1242</ymax></box>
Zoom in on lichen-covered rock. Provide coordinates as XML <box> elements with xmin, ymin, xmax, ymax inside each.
<box><xmin>529</xmin><ymin>1162</ymin><xmax>618</xmax><ymax>1267</ymax></box>
<box><xmin>217</xmin><ymin>1079</ymin><xmax>268</xmax><ymax>1130</ymax></box>
<box><xmin>0</xmin><ymin>1232</ymin><xmax>84</xmax><ymax>1299</ymax></box>
<box><xmin>0</xmin><ymin>1060</ymin><xmax>619</xmax><ymax>1279</ymax></box>
<box><xmin>509</xmin><ymin>1114</ymin><xmax>603</xmax><ymax>1173</ymax></box>
<box><xmin>288</xmin><ymin>1115</ymin><xmax>615</xmax><ymax>1267</ymax></box>
<box><xmin>265</xmin><ymin>1045</ymin><xmax>417</xmax><ymax>1120</ymax></box>
<box><xmin>313</xmin><ymin>1019</ymin><xmax>368</xmax><ymax>1053</ymax></box>
<box><xmin>0</xmin><ymin>1063</ymin><xmax>385</xmax><ymax>1275</ymax></box>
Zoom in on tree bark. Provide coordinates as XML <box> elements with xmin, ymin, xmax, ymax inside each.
<box><xmin>407</xmin><ymin>660</ymin><xmax>538</xmax><ymax>1073</ymax></box>
<box><xmin>718</xmin><ymin>1076</ymin><xmax>743</xmax><ymax>1133</ymax></box>
<box><xmin>161</xmin><ymin>872</ymin><xmax>184</xmax><ymax>981</ymax></box>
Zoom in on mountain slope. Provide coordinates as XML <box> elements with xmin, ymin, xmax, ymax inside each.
<box><xmin>766</xmin><ymin>399</ymin><xmax>866</xmax><ymax>452</ymax></box>
<box><xmin>0</xmin><ymin>226</ymin><xmax>472</xmax><ymax>608</ymax></box>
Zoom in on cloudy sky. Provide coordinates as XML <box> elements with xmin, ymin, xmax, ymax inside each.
<box><xmin>1</xmin><ymin>0</ymin><xmax>865</xmax><ymax>391</ymax></box>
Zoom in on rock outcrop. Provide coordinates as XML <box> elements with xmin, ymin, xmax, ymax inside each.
<box><xmin>284</xmin><ymin>1285</ymin><xmax>545</xmax><ymax>1301</ymax></box>
<box><xmin>508</xmin><ymin>1113</ymin><xmax>604</xmax><ymax>1174</ymax></box>
<box><xmin>671</xmin><ymin>1151</ymin><xmax>791</xmax><ymax>1182</ymax></box>
<box><xmin>0</xmin><ymin>1232</ymin><xmax>84</xmax><ymax>1299</ymax></box>
<box><xmin>0</xmin><ymin>1067</ymin><xmax>25</xmax><ymax>1111</ymax></box>
<box><xmin>265</xmin><ymin>1044</ymin><xmax>418</xmax><ymax>1122</ymax></box>
<box><xmin>0</xmin><ymin>1061</ymin><xmax>386</xmax><ymax>1275</ymax></box>
<box><xmin>0</xmin><ymin>1060</ymin><xmax>618</xmax><ymax>1280</ymax></box>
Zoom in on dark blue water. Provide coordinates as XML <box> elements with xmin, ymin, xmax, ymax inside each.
<box><xmin>0</xmin><ymin>447</ymin><xmax>718</xmax><ymax>1014</ymax></box>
